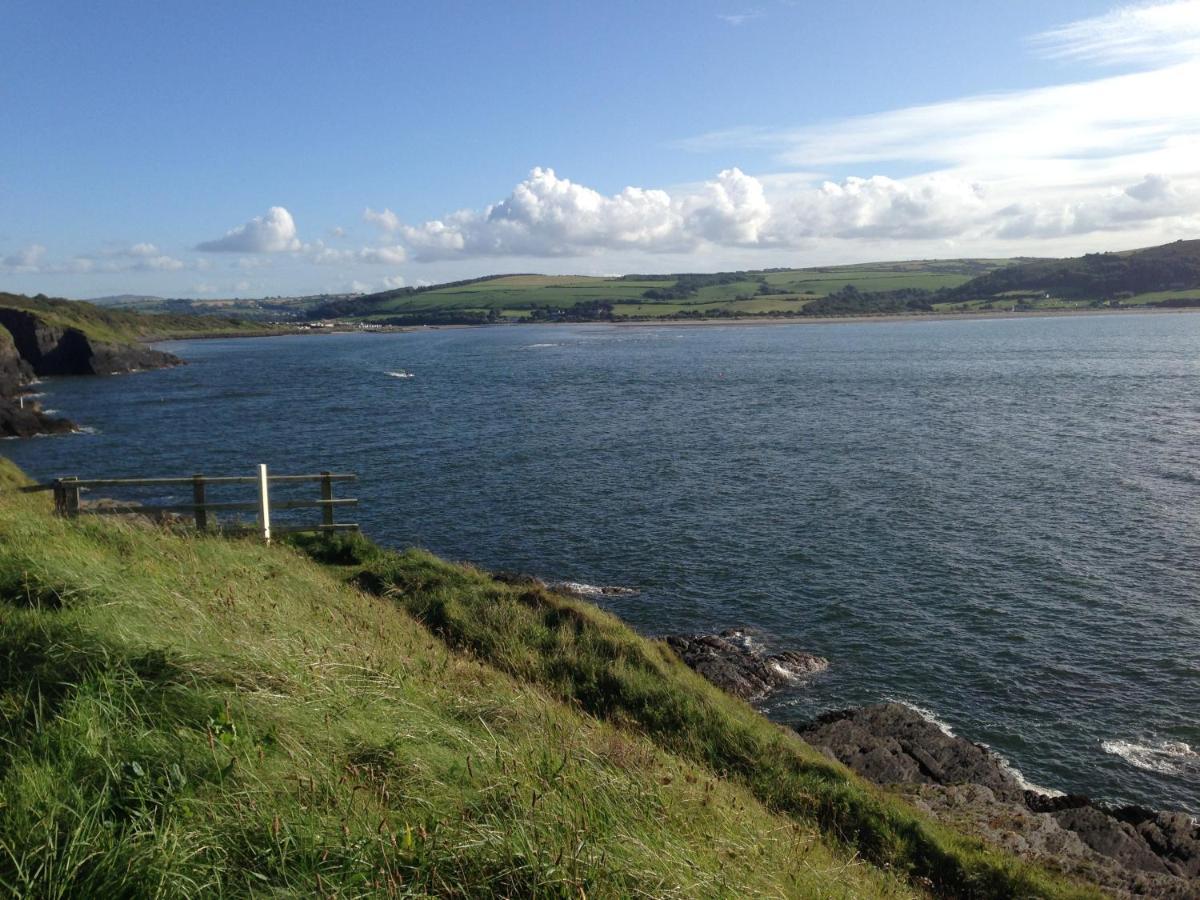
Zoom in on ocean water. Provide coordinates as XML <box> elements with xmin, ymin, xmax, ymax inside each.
<box><xmin>7</xmin><ymin>314</ymin><xmax>1199</xmax><ymax>812</ymax></box>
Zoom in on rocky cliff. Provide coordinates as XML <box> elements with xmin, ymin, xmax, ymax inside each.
<box><xmin>0</xmin><ymin>305</ymin><xmax>181</xmax><ymax>437</ymax></box>
<box><xmin>0</xmin><ymin>327</ymin><xmax>32</xmax><ymax>398</ymax></box>
<box><xmin>0</xmin><ymin>307</ymin><xmax>180</xmax><ymax>376</ymax></box>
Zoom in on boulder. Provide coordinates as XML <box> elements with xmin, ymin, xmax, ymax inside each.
<box><xmin>795</xmin><ymin>703</ymin><xmax>1027</xmax><ymax>801</ymax></box>
<box><xmin>665</xmin><ymin>629</ymin><xmax>828</xmax><ymax>701</ymax></box>
<box><xmin>0</xmin><ymin>398</ymin><xmax>74</xmax><ymax>438</ymax></box>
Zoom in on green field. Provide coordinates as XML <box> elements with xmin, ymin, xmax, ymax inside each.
<box><xmin>335</xmin><ymin>260</ymin><xmax>1013</xmax><ymax>323</ymax></box>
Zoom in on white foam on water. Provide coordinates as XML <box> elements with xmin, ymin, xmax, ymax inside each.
<box><xmin>549</xmin><ymin>580</ymin><xmax>637</xmax><ymax>597</ymax></box>
<box><xmin>1102</xmin><ymin>738</ymin><xmax>1198</xmax><ymax>775</ymax></box>
<box><xmin>888</xmin><ymin>698</ymin><xmax>1065</xmax><ymax>796</ymax></box>
<box><xmin>993</xmin><ymin>754</ymin><xmax>1065</xmax><ymax>797</ymax></box>
<box><xmin>888</xmin><ymin>698</ymin><xmax>956</xmax><ymax>737</ymax></box>
<box><xmin>521</xmin><ymin>343</ymin><xmax>560</xmax><ymax>349</ymax></box>
<box><xmin>385</xmin><ymin>370</ymin><xmax>414</xmax><ymax>379</ymax></box>
<box><xmin>768</xmin><ymin>659</ymin><xmax>810</xmax><ymax>682</ymax></box>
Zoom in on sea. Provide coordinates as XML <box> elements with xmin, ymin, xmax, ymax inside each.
<box><xmin>6</xmin><ymin>313</ymin><xmax>1199</xmax><ymax>813</ymax></box>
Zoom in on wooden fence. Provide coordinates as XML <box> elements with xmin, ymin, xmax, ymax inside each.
<box><xmin>23</xmin><ymin>464</ymin><xmax>358</xmax><ymax>542</ymax></box>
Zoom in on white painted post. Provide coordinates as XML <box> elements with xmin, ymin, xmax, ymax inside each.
<box><xmin>256</xmin><ymin>463</ymin><xmax>271</xmax><ymax>543</ymax></box>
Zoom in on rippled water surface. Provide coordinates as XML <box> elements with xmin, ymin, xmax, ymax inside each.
<box><xmin>8</xmin><ymin>314</ymin><xmax>1200</xmax><ymax>811</ymax></box>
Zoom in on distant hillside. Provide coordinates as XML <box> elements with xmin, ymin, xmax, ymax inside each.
<box><xmin>89</xmin><ymin>292</ymin><xmax>359</xmax><ymax>321</ymax></box>
<box><xmin>308</xmin><ymin>259</ymin><xmax>1014</xmax><ymax>324</ymax></box>
<box><xmin>87</xmin><ymin>293</ymin><xmax>174</xmax><ymax>308</ymax></box>
<box><xmin>950</xmin><ymin>239</ymin><xmax>1200</xmax><ymax>302</ymax></box>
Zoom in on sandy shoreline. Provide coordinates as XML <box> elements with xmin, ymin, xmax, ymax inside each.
<box><xmin>607</xmin><ymin>305</ymin><xmax>1200</xmax><ymax>328</ymax></box>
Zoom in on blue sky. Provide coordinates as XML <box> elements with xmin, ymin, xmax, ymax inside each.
<box><xmin>3</xmin><ymin>0</ymin><xmax>1199</xmax><ymax>298</ymax></box>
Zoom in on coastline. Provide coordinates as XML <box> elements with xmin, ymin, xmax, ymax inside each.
<box><xmin>608</xmin><ymin>305</ymin><xmax>1200</xmax><ymax>328</ymax></box>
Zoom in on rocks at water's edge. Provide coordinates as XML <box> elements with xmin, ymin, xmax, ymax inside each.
<box><xmin>797</xmin><ymin>703</ymin><xmax>1028</xmax><ymax>801</ymax></box>
<box><xmin>0</xmin><ymin>399</ymin><xmax>75</xmax><ymax>438</ymax></box>
<box><xmin>665</xmin><ymin>628</ymin><xmax>828</xmax><ymax>701</ymax></box>
<box><xmin>0</xmin><ymin>307</ymin><xmax>182</xmax><ymax>437</ymax></box>
<box><xmin>797</xmin><ymin>703</ymin><xmax>1200</xmax><ymax>898</ymax></box>
<box><xmin>662</xmin><ymin>633</ymin><xmax>1199</xmax><ymax>897</ymax></box>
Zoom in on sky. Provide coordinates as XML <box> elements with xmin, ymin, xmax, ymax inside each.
<box><xmin>2</xmin><ymin>0</ymin><xmax>1199</xmax><ymax>299</ymax></box>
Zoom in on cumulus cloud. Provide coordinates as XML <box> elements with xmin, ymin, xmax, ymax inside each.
<box><xmin>995</xmin><ymin>173</ymin><xmax>1200</xmax><ymax>238</ymax></box>
<box><xmin>775</xmin><ymin>175</ymin><xmax>990</xmax><ymax>240</ymax></box>
<box><xmin>685</xmin><ymin>167</ymin><xmax>772</xmax><ymax>243</ymax></box>
<box><xmin>364</xmin><ymin>208</ymin><xmax>401</xmax><ymax>232</ymax></box>
<box><xmin>196</xmin><ymin>206</ymin><xmax>301</xmax><ymax>253</ymax></box>
<box><xmin>393</xmin><ymin>167</ymin><xmax>785</xmax><ymax>260</ymax></box>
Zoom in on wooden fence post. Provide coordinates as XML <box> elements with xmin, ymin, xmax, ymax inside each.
<box><xmin>256</xmin><ymin>464</ymin><xmax>271</xmax><ymax>543</ymax></box>
<box><xmin>62</xmin><ymin>477</ymin><xmax>81</xmax><ymax>518</ymax></box>
<box><xmin>52</xmin><ymin>479</ymin><xmax>65</xmax><ymax>516</ymax></box>
<box><xmin>193</xmin><ymin>474</ymin><xmax>208</xmax><ymax>531</ymax></box>
<box><xmin>320</xmin><ymin>471</ymin><xmax>334</xmax><ymax>528</ymax></box>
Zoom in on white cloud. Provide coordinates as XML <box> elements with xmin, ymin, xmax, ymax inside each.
<box><xmin>1029</xmin><ymin>0</ymin><xmax>1200</xmax><ymax>65</ymax></box>
<box><xmin>995</xmin><ymin>173</ymin><xmax>1200</xmax><ymax>238</ymax></box>
<box><xmin>358</xmin><ymin>245</ymin><xmax>408</xmax><ymax>265</ymax></box>
<box><xmin>1</xmin><ymin>244</ymin><xmax>47</xmax><ymax>271</ymax></box>
<box><xmin>396</xmin><ymin>167</ymin><xmax>782</xmax><ymax>260</ymax></box>
<box><xmin>304</xmin><ymin>240</ymin><xmax>407</xmax><ymax>265</ymax></box>
<box><xmin>381</xmin><ymin>275</ymin><xmax>407</xmax><ymax>289</ymax></box>
<box><xmin>774</xmin><ymin>175</ymin><xmax>990</xmax><ymax>241</ymax></box>
<box><xmin>364</xmin><ymin>207</ymin><xmax>401</xmax><ymax>232</ymax></box>
<box><xmin>1</xmin><ymin>242</ymin><xmax>187</xmax><ymax>274</ymax></box>
<box><xmin>685</xmin><ymin>167</ymin><xmax>772</xmax><ymax>244</ymax></box>
<box><xmin>197</xmin><ymin>206</ymin><xmax>301</xmax><ymax>253</ymax></box>
<box><xmin>718</xmin><ymin>10</ymin><xmax>762</xmax><ymax>26</ymax></box>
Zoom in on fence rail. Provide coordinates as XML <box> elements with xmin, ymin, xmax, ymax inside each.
<box><xmin>23</xmin><ymin>465</ymin><xmax>358</xmax><ymax>542</ymax></box>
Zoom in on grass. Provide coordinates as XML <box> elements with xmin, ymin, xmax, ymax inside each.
<box><xmin>0</xmin><ymin>293</ymin><xmax>275</xmax><ymax>345</ymax></box>
<box><xmin>0</xmin><ymin>470</ymin><xmax>1101</xmax><ymax>897</ymax></box>
<box><xmin>346</xmin><ymin>262</ymin><xmax>1013</xmax><ymax>320</ymax></box>
<box><xmin>0</xmin><ymin>480</ymin><xmax>917</xmax><ymax>897</ymax></box>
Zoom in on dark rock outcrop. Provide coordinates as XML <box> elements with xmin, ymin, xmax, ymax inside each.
<box><xmin>0</xmin><ymin>328</ymin><xmax>33</xmax><ymax>397</ymax></box>
<box><xmin>796</xmin><ymin>703</ymin><xmax>1199</xmax><ymax>897</ymax></box>
<box><xmin>0</xmin><ymin>307</ymin><xmax>180</xmax><ymax>376</ymax></box>
<box><xmin>902</xmin><ymin>783</ymin><xmax>1199</xmax><ymax>899</ymax></box>
<box><xmin>665</xmin><ymin>629</ymin><xmax>828</xmax><ymax>701</ymax></box>
<box><xmin>0</xmin><ymin>398</ymin><xmax>74</xmax><ymax>438</ymax></box>
<box><xmin>796</xmin><ymin>703</ymin><xmax>1027</xmax><ymax>801</ymax></box>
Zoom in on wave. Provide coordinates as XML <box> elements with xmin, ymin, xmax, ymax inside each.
<box><xmin>521</xmin><ymin>343</ymin><xmax>560</xmax><ymax>350</ymax></box>
<box><xmin>548</xmin><ymin>580</ymin><xmax>637</xmax><ymax>597</ymax></box>
<box><xmin>888</xmin><ymin>698</ymin><xmax>1064</xmax><ymax>795</ymax></box>
<box><xmin>386</xmin><ymin>371</ymin><xmax>415</xmax><ymax>379</ymax></box>
<box><xmin>1102</xmin><ymin>738</ymin><xmax>1199</xmax><ymax>775</ymax></box>
<box><xmin>887</xmin><ymin>698</ymin><xmax>956</xmax><ymax>737</ymax></box>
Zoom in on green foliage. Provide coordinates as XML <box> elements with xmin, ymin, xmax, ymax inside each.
<box><xmin>0</xmin><ymin>486</ymin><xmax>926</xmax><ymax>898</ymax></box>
<box><xmin>951</xmin><ymin>239</ymin><xmax>1200</xmax><ymax>302</ymax></box>
<box><xmin>0</xmin><ymin>292</ymin><xmax>273</xmax><ymax>344</ymax></box>
<box><xmin>335</xmin><ymin>546</ymin><xmax>1099</xmax><ymax>899</ymax></box>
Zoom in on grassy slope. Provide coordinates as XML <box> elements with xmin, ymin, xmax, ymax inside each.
<box><xmin>0</xmin><ymin>293</ymin><xmax>275</xmax><ymax>344</ymax></box>
<box><xmin>340</xmin><ymin>262</ymin><xmax>1009</xmax><ymax>321</ymax></box>
<box><xmin>0</xmin><ymin>477</ymin><xmax>1099</xmax><ymax>897</ymax></box>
